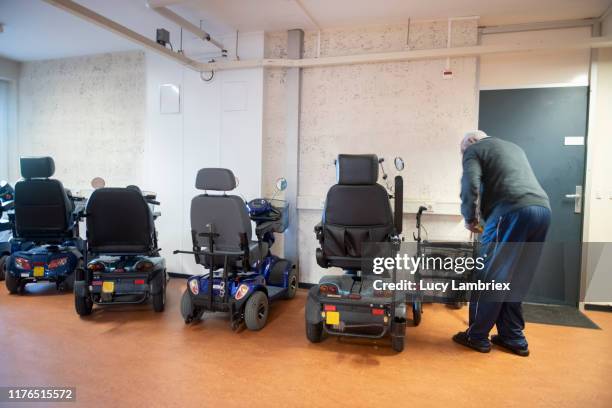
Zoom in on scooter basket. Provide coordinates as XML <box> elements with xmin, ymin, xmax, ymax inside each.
<box><xmin>416</xmin><ymin>242</ymin><xmax>478</xmax><ymax>303</ymax></box>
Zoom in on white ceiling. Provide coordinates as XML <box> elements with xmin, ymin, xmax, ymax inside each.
<box><xmin>0</xmin><ymin>0</ymin><xmax>611</xmax><ymax>61</ymax></box>
<box><xmin>171</xmin><ymin>0</ymin><xmax>612</xmax><ymax>31</ymax></box>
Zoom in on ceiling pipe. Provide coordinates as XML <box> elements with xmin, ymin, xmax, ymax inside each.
<box><xmin>42</xmin><ymin>0</ymin><xmax>201</xmax><ymax>69</ymax></box>
<box><xmin>145</xmin><ymin>2</ymin><xmax>226</xmax><ymax>53</ymax></box>
<box><xmin>480</xmin><ymin>18</ymin><xmax>599</xmax><ymax>35</ymax></box>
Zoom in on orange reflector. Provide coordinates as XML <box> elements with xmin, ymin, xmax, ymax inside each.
<box><xmin>371</xmin><ymin>308</ymin><xmax>385</xmax><ymax>316</ymax></box>
<box><xmin>324</xmin><ymin>304</ymin><xmax>336</xmax><ymax>312</ymax></box>
<box><xmin>134</xmin><ymin>279</ymin><xmax>146</xmax><ymax>285</ymax></box>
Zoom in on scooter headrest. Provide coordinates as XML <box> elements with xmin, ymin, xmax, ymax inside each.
<box><xmin>336</xmin><ymin>154</ymin><xmax>379</xmax><ymax>185</ymax></box>
<box><xmin>20</xmin><ymin>157</ymin><xmax>55</xmax><ymax>179</ymax></box>
<box><xmin>195</xmin><ymin>168</ymin><xmax>237</xmax><ymax>191</ymax></box>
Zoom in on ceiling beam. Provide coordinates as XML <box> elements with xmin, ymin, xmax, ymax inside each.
<box><xmin>195</xmin><ymin>35</ymin><xmax>612</xmax><ymax>71</ymax></box>
<box><xmin>42</xmin><ymin>0</ymin><xmax>201</xmax><ymax>69</ymax></box>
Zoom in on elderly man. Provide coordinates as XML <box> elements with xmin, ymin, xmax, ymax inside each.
<box><xmin>452</xmin><ymin>130</ymin><xmax>551</xmax><ymax>356</ymax></box>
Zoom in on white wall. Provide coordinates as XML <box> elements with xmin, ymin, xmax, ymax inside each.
<box><xmin>18</xmin><ymin>51</ymin><xmax>146</xmax><ymax>189</ymax></box>
<box><xmin>479</xmin><ymin>27</ymin><xmax>592</xmax><ymax>89</ymax></box>
<box><xmin>263</xmin><ymin>20</ymin><xmax>479</xmax><ymax>283</ymax></box>
<box><xmin>144</xmin><ymin>32</ymin><xmax>265</xmax><ymax>275</ymax></box>
<box><xmin>0</xmin><ymin>56</ymin><xmax>20</xmax><ymax>182</ymax></box>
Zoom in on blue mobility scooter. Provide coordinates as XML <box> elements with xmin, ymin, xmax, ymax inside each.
<box><xmin>0</xmin><ymin>181</ymin><xmax>15</xmax><ymax>281</ymax></box>
<box><xmin>175</xmin><ymin>168</ymin><xmax>297</xmax><ymax>331</ymax></box>
<box><xmin>305</xmin><ymin>154</ymin><xmax>411</xmax><ymax>352</ymax></box>
<box><xmin>5</xmin><ymin>157</ymin><xmax>86</xmax><ymax>294</ymax></box>
<box><xmin>74</xmin><ymin>185</ymin><xmax>167</xmax><ymax>315</ymax></box>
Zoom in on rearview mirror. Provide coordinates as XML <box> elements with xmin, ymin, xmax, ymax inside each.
<box><xmin>91</xmin><ymin>177</ymin><xmax>106</xmax><ymax>189</ymax></box>
<box><xmin>276</xmin><ymin>177</ymin><xmax>288</xmax><ymax>191</ymax></box>
<box><xmin>394</xmin><ymin>157</ymin><xmax>405</xmax><ymax>171</ymax></box>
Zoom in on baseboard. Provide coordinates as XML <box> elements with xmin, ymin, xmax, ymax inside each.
<box><xmin>584</xmin><ymin>304</ymin><xmax>612</xmax><ymax>312</ymax></box>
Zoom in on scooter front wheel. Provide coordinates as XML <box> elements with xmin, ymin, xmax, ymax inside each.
<box><xmin>180</xmin><ymin>290</ymin><xmax>203</xmax><ymax>324</ymax></box>
<box><xmin>244</xmin><ymin>291</ymin><xmax>269</xmax><ymax>331</ymax></box>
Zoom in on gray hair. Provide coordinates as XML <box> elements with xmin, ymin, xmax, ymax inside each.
<box><xmin>461</xmin><ymin>130</ymin><xmax>489</xmax><ymax>153</ymax></box>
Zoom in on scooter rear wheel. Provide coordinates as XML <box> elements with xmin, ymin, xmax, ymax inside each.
<box><xmin>75</xmin><ymin>295</ymin><xmax>93</xmax><ymax>316</ymax></box>
<box><xmin>305</xmin><ymin>320</ymin><xmax>324</xmax><ymax>343</ymax></box>
<box><xmin>0</xmin><ymin>256</ymin><xmax>6</xmax><ymax>281</ymax></box>
<box><xmin>244</xmin><ymin>291</ymin><xmax>269</xmax><ymax>331</ymax></box>
<box><xmin>5</xmin><ymin>271</ymin><xmax>20</xmax><ymax>294</ymax></box>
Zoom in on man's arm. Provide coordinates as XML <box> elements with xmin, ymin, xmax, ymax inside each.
<box><xmin>460</xmin><ymin>149</ymin><xmax>482</xmax><ymax>224</ymax></box>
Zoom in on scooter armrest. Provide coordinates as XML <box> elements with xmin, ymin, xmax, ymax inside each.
<box><xmin>314</xmin><ymin>222</ymin><xmax>324</xmax><ymax>242</ymax></box>
<box><xmin>255</xmin><ymin>221</ymin><xmax>275</xmax><ymax>238</ymax></box>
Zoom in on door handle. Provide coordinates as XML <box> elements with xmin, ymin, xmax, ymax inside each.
<box><xmin>564</xmin><ymin>186</ymin><xmax>582</xmax><ymax>214</ymax></box>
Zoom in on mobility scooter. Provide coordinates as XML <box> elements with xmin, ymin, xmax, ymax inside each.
<box><xmin>73</xmin><ymin>185</ymin><xmax>167</xmax><ymax>315</ymax></box>
<box><xmin>305</xmin><ymin>154</ymin><xmax>410</xmax><ymax>352</ymax></box>
<box><xmin>5</xmin><ymin>157</ymin><xmax>86</xmax><ymax>294</ymax></box>
<box><xmin>175</xmin><ymin>168</ymin><xmax>297</xmax><ymax>331</ymax></box>
<box><xmin>0</xmin><ymin>181</ymin><xmax>15</xmax><ymax>281</ymax></box>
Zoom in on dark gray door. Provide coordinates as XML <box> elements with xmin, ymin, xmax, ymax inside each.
<box><xmin>478</xmin><ymin>87</ymin><xmax>588</xmax><ymax>306</ymax></box>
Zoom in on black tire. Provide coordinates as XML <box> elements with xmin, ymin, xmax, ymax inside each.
<box><xmin>412</xmin><ymin>301</ymin><xmax>422</xmax><ymax>326</ymax></box>
<box><xmin>284</xmin><ymin>268</ymin><xmax>298</xmax><ymax>299</ymax></box>
<box><xmin>152</xmin><ymin>284</ymin><xmax>166</xmax><ymax>313</ymax></box>
<box><xmin>5</xmin><ymin>270</ymin><xmax>20</xmax><ymax>294</ymax></box>
<box><xmin>0</xmin><ymin>255</ymin><xmax>6</xmax><ymax>281</ymax></box>
<box><xmin>305</xmin><ymin>320</ymin><xmax>324</xmax><ymax>343</ymax></box>
<box><xmin>446</xmin><ymin>301</ymin><xmax>463</xmax><ymax>310</ymax></box>
<box><xmin>244</xmin><ymin>291</ymin><xmax>269</xmax><ymax>331</ymax></box>
<box><xmin>391</xmin><ymin>335</ymin><xmax>405</xmax><ymax>352</ymax></box>
<box><xmin>180</xmin><ymin>290</ymin><xmax>203</xmax><ymax>324</ymax></box>
<box><xmin>75</xmin><ymin>295</ymin><xmax>93</xmax><ymax>316</ymax></box>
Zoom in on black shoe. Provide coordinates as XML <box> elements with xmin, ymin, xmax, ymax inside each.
<box><xmin>491</xmin><ymin>334</ymin><xmax>530</xmax><ymax>357</ymax></box>
<box><xmin>452</xmin><ymin>331</ymin><xmax>491</xmax><ymax>353</ymax></box>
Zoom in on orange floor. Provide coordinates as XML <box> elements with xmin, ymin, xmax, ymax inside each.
<box><xmin>1</xmin><ymin>278</ymin><xmax>611</xmax><ymax>408</ymax></box>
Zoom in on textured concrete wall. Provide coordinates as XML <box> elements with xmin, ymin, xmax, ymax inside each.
<box><xmin>263</xmin><ymin>21</ymin><xmax>478</xmax><ymax>283</ymax></box>
<box><xmin>18</xmin><ymin>51</ymin><xmax>146</xmax><ymax>191</ymax></box>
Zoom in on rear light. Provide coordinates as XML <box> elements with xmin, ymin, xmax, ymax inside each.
<box><xmin>14</xmin><ymin>257</ymin><xmax>32</xmax><ymax>270</ymax></box>
<box><xmin>348</xmin><ymin>293</ymin><xmax>361</xmax><ymax>300</ymax></box>
<box><xmin>134</xmin><ymin>279</ymin><xmax>146</xmax><ymax>285</ymax></box>
<box><xmin>48</xmin><ymin>257</ymin><xmax>68</xmax><ymax>269</ymax></box>
<box><xmin>87</xmin><ymin>262</ymin><xmax>105</xmax><ymax>272</ymax></box>
<box><xmin>135</xmin><ymin>261</ymin><xmax>154</xmax><ymax>272</ymax></box>
<box><xmin>371</xmin><ymin>308</ymin><xmax>385</xmax><ymax>316</ymax></box>
<box><xmin>323</xmin><ymin>304</ymin><xmax>336</xmax><ymax>312</ymax></box>
<box><xmin>235</xmin><ymin>284</ymin><xmax>249</xmax><ymax>300</ymax></box>
<box><xmin>319</xmin><ymin>284</ymin><xmax>338</xmax><ymax>295</ymax></box>
<box><xmin>188</xmin><ymin>279</ymin><xmax>199</xmax><ymax>295</ymax></box>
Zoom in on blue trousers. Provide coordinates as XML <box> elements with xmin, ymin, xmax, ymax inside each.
<box><xmin>467</xmin><ymin>205</ymin><xmax>551</xmax><ymax>348</ymax></box>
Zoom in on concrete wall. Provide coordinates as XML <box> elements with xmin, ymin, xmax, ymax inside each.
<box><xmin>18</xmin><ymin>51</ymin><xmax>146</xmax><ymax>190</ymax></box>
<box><xmin>582</xmin><ymin>12</ymin><xmax>612</xmax><ymax>305</ymax></box>
<box><xmin>263</xmin><ymin>20</ymin><xmax>479</xmax><ymax>283</ymax></box>
<box><xmin>0</xmin><ymin>56</ymin><xmax>20</xmax><ymax>182</ymax></box>
<box><xmin>479</xmin><ymin>27</ymin><xmax>592</xmax><ymax>89</ymax></box>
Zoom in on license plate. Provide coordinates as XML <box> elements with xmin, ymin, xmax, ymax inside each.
<box><xmin>326</xmin><ymin>311</ymin><xmax>340</xmax><ymax>325</ymax></box>
<box><xmin>102</xmin><ymin>281</ymin><xmax>115</xmax><ymax>293</ymax></box>
<box><xmin>33</xmin><ymin>266</ymin><xmax>44</xmax><ymax>277</ymax></box>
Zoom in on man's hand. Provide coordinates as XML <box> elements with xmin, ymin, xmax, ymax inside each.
<box><xmin>465</xmin><ymin>220</ymin><xmax>483</xmax><ymax>233</ymax></box>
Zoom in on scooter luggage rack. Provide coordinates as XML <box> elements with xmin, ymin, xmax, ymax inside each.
<box><xmin>173</xmin><ymin>224</ymin><xmax>250</xmax><ymax>311</ymax></box>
